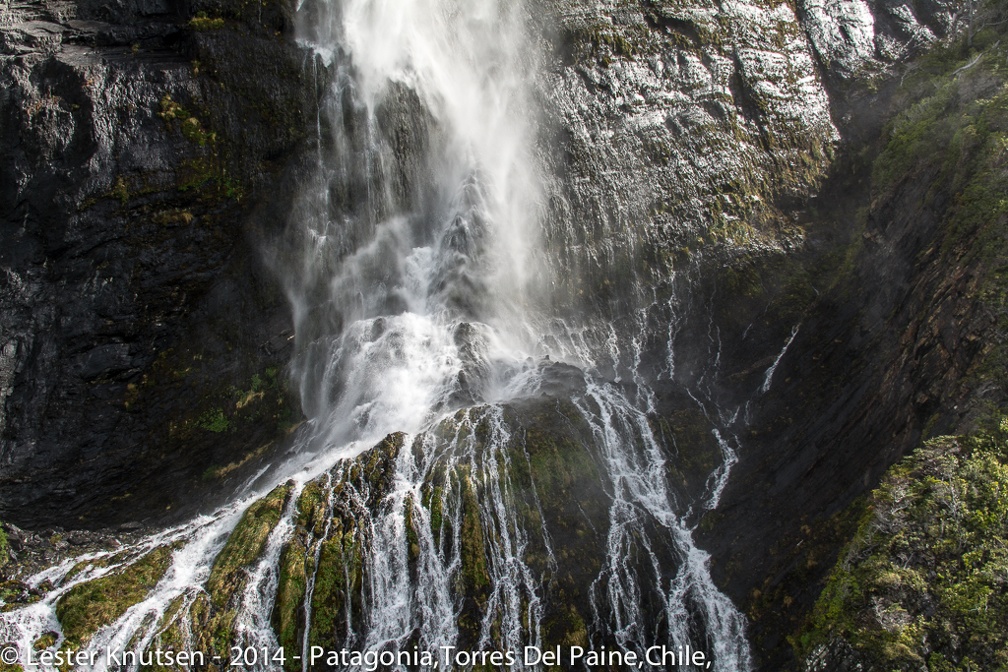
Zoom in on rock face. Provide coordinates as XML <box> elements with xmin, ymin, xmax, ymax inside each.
<box><xmin>799</xmin><ymin>0</ymin><xmax>955</xmax><ymax>82</ymax></box>
<box><xmin>535</xmin><ymin>0</ymin><xmax>837</xmax><ymax>309</ymax></box>
<box><xmin>698</xmin><ymin>18</ymin><xmax>1008</xmax><ymax>670</ymax></box>
<box><xmin>1</xmin><ymin>0</ymin><xmax>1004</xmax><ymax>669</ymax></box>
<box><xmin>0</xmin><ymin>0</ymin><xmax>316</xmax><ymax>526</ymax></box>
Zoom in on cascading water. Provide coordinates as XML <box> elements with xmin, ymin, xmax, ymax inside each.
<box><xmin>0</xmin><ymin>1</ymin><xmax>774</xmax><ymax>670</ymax></box>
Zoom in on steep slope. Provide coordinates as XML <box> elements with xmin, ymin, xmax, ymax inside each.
<box><xmin>0</xmin><ymin>0</ymin><xmax>315</xmax><ymax>526</ymax></box>
<box><xmin>699</xmin><ymin>20</ymin><xmax>1008</xmax><ymax>670</ymax></box>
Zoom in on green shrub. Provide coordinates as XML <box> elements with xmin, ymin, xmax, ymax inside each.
<box><xmin>796</xmin><ymin>431</ymin><xmax>1008</xmax><ymax>670</ymax></box>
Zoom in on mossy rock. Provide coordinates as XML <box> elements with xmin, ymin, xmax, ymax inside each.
<box><xmin>306</xmin><ymin>523</ymin><xmax>363</xmax><ymax>651</ymax></box>
<box><xmin>0</xmin><ymin>523</ymin><xmax>8</xmax><ymax>572</ymax></box>
<box><xmin>403</xmin><ymin>495</ymin><xmax>421</xmax><ymax>565</ymax></box>
<box><xmin>272</xmin><ymin>538</ymin><xmax>308</xmax><ymax>670</ymax></box>
<box><xmin>796</xmin><ymin>430</ymin><xmax>1008</xmax><ymax>670</ymax></box>
<box><xmin>299</xmin><ymin>435</ymin><xmax>408</xmax><ymax>651</ymax></box>
<box><xmin>55</xmin><ymin>545</ymin><xmax>175</xmax><ymax>646</ymax></box>
<box><xmin>33</xmin><ymin>632</ymin><xmax>58</xmax><ymax>651</ymax></box>
<box><xmin>344</xmin><ymin>432</ymin><xmax>405</xmax><ymax>499</ymax></box>
<box><xmin>271</xmin><ymin>477</ymin><xmax>330</xmax><ymax>671</ymax></box>
<box><xmin>267</xmin><ymin>400</ymin><xmax>614</xmax><ymax>654</ymax></box>
<box><xmin>295</xmin><ymin>477</ymin><xmax>329</xmax><ymax>536</ymax></box>
<box><xmin>455</xmin><ymin>466</ymin><xmax>490</xmax><ymax>646</ymax></box>
<box><xmin>133</xmin><ymin>480</ymin><xmax>294</xmax><ymax>666</ymax></box>
<box><xmin>207</xmin><ymin>481</ymin><xmax>293</xmax><ymax>608</ymax></box>
<box><xmin>139</xmin><ymin>595</ymin><xmax>190</xmax><ymax>671</ymax></box>
<box><xmin>169</xmin><ymin>593</ymin><xmax>234</xmax><ymax>671</ymax></box>
<box><xmin>0</xmin><ymin>580</ymin><xmax>41</xmax><ymax>612</ymax></box>
<box><xmin>420</xmin><ymin>399</ymin><xmax>609</xmax><ymax>651</ymax></box>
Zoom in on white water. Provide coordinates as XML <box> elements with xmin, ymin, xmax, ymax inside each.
<box><xmin>0</xmin><ymin>1</ymin><xmax>762</xmax><ymax>670</ymax></box>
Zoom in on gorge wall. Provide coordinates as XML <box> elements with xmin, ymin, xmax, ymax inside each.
<box><xmin>3</xmin><ymin>0</ymin><xmax>1005</xmax><ymax>669</ymax></box>
<box><xmin>1</xmin><ymin>0</ymin><xmax>315</xmax><ymax>524</ymax></box>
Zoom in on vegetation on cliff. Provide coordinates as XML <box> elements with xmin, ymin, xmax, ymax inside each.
<box><xmin>134</xmin><ymin>483</ymin><xmax>293</xmax><ymax>672</ymax></box>
<box><xmin>790</xmin><ymin>21</ymin><xmax>1008</xmax><ymax>668</ymax></box>
<box><xmin>55</xmin><ymin>545</ymin><xmax>175</xmax><ymax>646</ymax></box>
<box><xmin>0</xmin><ymin>524</ymin><xmax>8</xmax><ymax>573</ymax></box>
<box><xmin>797</xmin><ymin>429</ymin><xmax>1008</xmax><ymax>670</ymax></box>
<box><xmin>272</xmin><ymin>478</ymin><xmax>327</xmax><ymax>670</ymax></box>
<box><xmin>206</xmin><ymin>483</ymin><xmax>293</xmax><ymax>608</ymax></box>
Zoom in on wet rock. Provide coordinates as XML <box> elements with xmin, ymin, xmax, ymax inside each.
<box><xmin>799</xmin><ymin>0</ymin><xmax>956</xmax><ymax>81</ymax></box>
<box><xmin>56</xmin><ymin>544</ymin><xmax>175</xmax><ymax>646</ymax></box>
<box><xmin>534</xmin><ymin>0</ymin><xmax>838</xmax><ymax>325</ymax></box>
<box><xmin>698</xmin><ymin>31</ymin><xmax>1005</xmax><ymax>669</ymax></box>
<box><xmin>0</xmin><ymin>0</ymin><xmax>318</xmax><ymax>528</ymax></box>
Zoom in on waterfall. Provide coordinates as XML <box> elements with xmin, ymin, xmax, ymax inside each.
<box><xmin>0</xmin><ymin>1</ymin><xmax>758</xmax><ymax>670</ymax></box>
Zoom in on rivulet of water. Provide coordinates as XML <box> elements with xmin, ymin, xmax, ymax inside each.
<box><xmin>0</xmin><ymin>1</ymin><xmax>767</xmax><ymax>669</ymax></box>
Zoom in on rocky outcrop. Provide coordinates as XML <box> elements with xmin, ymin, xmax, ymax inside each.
<box><xmin>799</xmin><ymin>0</ymin><xmax>956</xmax><ymax>82</ymax></box>
<box><xmin>534</xmin><ymin>0</ymin><xmax>838</xmax><ymax>320</ymax></box>
<box><xmin>0</xmin><ymin>0</ymin><xmax>318</xmax><ymax>526</ymax></box>
<box><xmin>797</xmin><ymin>432</ymin><xmax>1008</xmax><ymax>671</ymax></box>
<box><xmin>698</xmin><ymin>24</ymin><xmax>1008</xmax><ymax>670</ymax></box>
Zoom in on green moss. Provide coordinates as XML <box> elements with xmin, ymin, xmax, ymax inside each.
<box><xmin>189</xmin><ymin>12</ymin><xmax>225</xmax><ymax>30</ymax></box>
<box><xmin>156</xmin><ymin>94</ymin><xmax>239</xmax><ymax>200</ymax></box>
<box><xmin>272</xmin><ymin>538</ymin><xmax>307</xmax><ymax>670</ymax></box>
<box><xmin>157</xmin><ymin>593</ymin><xmax>233</xmax><ymax>670</ymax></box>
<box><xmin>55</xmin><ymin>545</ymin><xmax>175</xmax><ymax>646</ymax></box>
<box><xmin>0</xmin><ymin>580</ymin><xmax>44</xmax><ymax>612</ymax></box>
<box><xmin>32</xmin><ymin>632</ymin><xmax>57</xmax><ymax>651</ymax></box>
<box><xmin>503</xmin><ymin>400</ymin><xmax>609</xmax><ymax>651</ymax></box>
<box><xmin>173</xmin><ymin>367</ymin><xmax>299</xmax><ymax>480</ymax></box>
<box><xmin>197</xmin><ymin>408</ymin><xmax>230</xmax><ymax>433</ymax></box>
<box><xmin>157</xmin><ymin>99</ymin><xmax>213</xmax><ymax>153</ymax></box>
<box><xmin>296</xmin><ymin>478</ymin><xmax>328</xmax><ymax>537</ymax></box>
<box><xmin>271</xmin><ymin>480</ymin><xmax>330</xmax><ymax>671</ymax></box>
<box><xmin>206</xmin><ymin>482</ymin><xmax>292</xmax><ymax>609</ymax></box>
<box><xmin>0</xmin><ymin>523</ymin><xmax>8</xmax><ymax>572</ymax></box>
<box><xmin>423</xmin><ymin>480</ymin><xmax>445</xmax><ymax>537</ymax></box>
<box><xmin>139</xmin><ymin>597</ymin><xmax>189</xmax><ymax>671</ymax></box>
<box><xmin>404</xmin><ymin>496</ymin><xmax>421</xmax><ymax>564</ymax></box>
<box><xmin>150</xmin><ymin>208</ymin><xmax>194</xmax><ymax>226</ymax></box>
<box><xmin>307</xmin><ymin>523</ymin><xmax>362</xmax><ymax>650</ymax></box>
<box><xmin>157</xmin><ymin>94</ymin><xmax>188</xmax><ymax>124</ymax></box>
<box><xmin>458</xmin><ymin>468</ymin><xmax>490</xmax><ymax>598</ymax></box>
<box><xmin>796</xmin><ymin>430</ymin><xmax>1008</xmax><ymax>669</ymax></box>
<box><xmin>142</xmin><ymin>484</ymin><xmax>292</xmax><ymax>668</ymax></box>
<box><xmin>346</xmin><ymin>432</ymin><xmax>405</xmax><ymax>493</ymax></box>
<box><xmin>63</xmin><ymin>552</ymin><xmax>119</xmax><ymax>583</ymax></box>
<box><xmin>295</xmin><ymin>435</ymin><xmax>413</xmax><ymax>649</ymax></box>
<box><xmin>110</xmin><ymin>176</ymin><xmax>129</xmax><ymax>205</ymax></box>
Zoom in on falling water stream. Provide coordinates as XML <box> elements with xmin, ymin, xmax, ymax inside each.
<box><xmin>0</xmin><ymin>0</ymin><xmax>772</xmax><ymax>669</ymax></box>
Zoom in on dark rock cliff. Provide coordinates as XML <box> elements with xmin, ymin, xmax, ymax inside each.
<box><xmin>0</xmin><ymin>0</ymin><xmax>318</xmax><ymax>526</ymax></box>
<box><xmin>697</xmin><ymin>16</ymin><xmax>1008</xmax><ymax>670</ymax></box>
